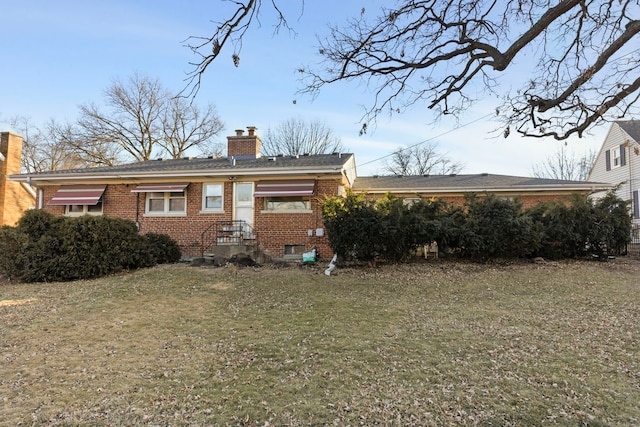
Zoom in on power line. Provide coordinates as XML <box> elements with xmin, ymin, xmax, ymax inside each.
<box><xmin>358</xmin><ymin>112</ymin><xmax>496</xmax><ymax>168</ymax></box>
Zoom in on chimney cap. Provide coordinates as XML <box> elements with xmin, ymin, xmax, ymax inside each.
<box><xmin>235</xmin><ymin>129</ymin><xmax>244</xmax><ymax>136</ymax></box>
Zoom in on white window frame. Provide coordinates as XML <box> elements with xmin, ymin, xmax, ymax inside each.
<box><xmin>612</xmin><ymin>147</ymin><xmax>622</xmax><ymax>167</ymax></box>
<box><xmin>262</xmin><ymin>196</ymin><xmax>312</xmax><ymax>213</ymax></box>
<box><xmin>144</xmin><ymin>191</ymin><xmax>186</xmax><ymax>216</ymax></box>
<box><xmin>201</xmin><ymin>183</ymin><xmax>224</xmax><ymax>213</ymax></box>
<box><xmin>65</xmin><ymin>201</ymin><xmax>103</xmax><ymax>217</ymax></box>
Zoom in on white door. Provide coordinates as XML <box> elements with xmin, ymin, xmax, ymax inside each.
<box><xmin>234</xmin><ymin>182</ymin><xmax>254</xmax><ymax>238</ymax></box>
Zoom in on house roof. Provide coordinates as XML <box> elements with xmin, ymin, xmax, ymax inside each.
<box><xmin>617</xmin><ymin>120</ymin><xmax>640</xmax><ymax>142</ymax></box>
<box><xmin>352</xmin><ymin>173</ymin><xmax>611</xmax><ymax>194</ymax></box>
<box><xmin>10</xmin><ymin>153</ymin><xmax>355</xmax><ymax>184</ymax></box>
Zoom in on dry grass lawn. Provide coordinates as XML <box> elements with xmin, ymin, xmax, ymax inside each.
<box><xmin>1</xmin><ymin>258</ymin><xmax>639</xmax><ymax>426</ymax></box>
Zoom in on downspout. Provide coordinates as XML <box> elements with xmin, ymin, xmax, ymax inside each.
<box><xmin>135</xmin><ymin>192</ymin><xmax>141</xmax><ymax>231</ymax></box>
<box><xmin>25</xmin><ymin>176</ymin><xmax>42</xmax><ymax>209</ymax></box>
<box><xmin>629</xmin><ymin>141</ymin><xmax>633</xmax><ymax>205</ymax></box>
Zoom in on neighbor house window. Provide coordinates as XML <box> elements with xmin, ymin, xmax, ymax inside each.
<box><xmin>65</xmin><ymin>201</ymin><xmax>103</xmax><ymax>217</ymax></box>
<box><xmin>264</xmin><ymin>196</ymin><xmax>311</xmax><ymax>211</ymax></box>
<box><xmin>202</xmin><ymin>183</ymin><xmax>224</xmax><ymax>212</ymax></box>
<box><xmin>612</xmin><ymin>147</ymin><xmax>622</xmax><ymax>167</ymax></box>
<box><xmin>146</xmin><ymin>191</ymin><xmax>186</xmax><ymax>215</ymax></box>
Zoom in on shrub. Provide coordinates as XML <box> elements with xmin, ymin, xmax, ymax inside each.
<box><xmin>323</xmin><ymin>190</ymin><xmax>385</xmax><ymax>262</ymax></box>
<box><xmin>0</xmin><ymin>226</ymin><xmax>28</xmax><ymax>281</ymax></box>
<box><xmin>458</xmin><ymin>194</ymin><xmax>541</xmax><ymax>259</ymax></box>
<box><xmin>0</xmin><ymin>211</ymin><xmax>181</xmax><ymax>283</ymax></box>
<box><xmin>144</xmin><ymin>232</ymin><xmax>182</xmax><ymax>264</ymax></box>
<box><xmin>59</xmin><ymin>216</ymin><xmax>154</xmax><ymax>280</ymax></box>
<box><xmin>528</xmin><ymin>191</ymin><xmax>631</xmax><ymax>259</ymax></box>
<box><xmin>590</xmin><ymin>191</ymin><xmax>632</xmax><ymax>256</ymax></box>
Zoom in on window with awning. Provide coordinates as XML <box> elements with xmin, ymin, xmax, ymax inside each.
<box><xmin>48</xmin><ymin>185</ymin><xmax>106</xmax><ymax>206</ymax></box>
<box><xmin>131</xmin><ymin>183</ymin><xmax>189</xmax><ymax>192</ymax></box>
<box><xmin>253</xmin><ymin>180</ymin><xmax>315</xmax><ymax>197</ymax></box>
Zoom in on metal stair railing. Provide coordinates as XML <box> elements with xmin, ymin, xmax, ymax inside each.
<box><xmin>200</xmin><ymin>220</ymin><xmax>256</xmax><ymax>256</ymax></box>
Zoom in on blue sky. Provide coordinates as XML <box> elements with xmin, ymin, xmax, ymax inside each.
<box><xmin>0</xmin><ymin>0</ymin><xmax>606</xmax><ymax>176</ymax></box>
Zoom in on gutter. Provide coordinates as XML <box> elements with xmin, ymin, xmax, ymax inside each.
<box><xmin>8</xmin><ymin>166</ymin><xmax>348</xmax><ymax>184</ymax></box>
<box><xmin>359</xmin><ymin>184</ymin><xmax>613</xmax><ymax>194</ymax></box>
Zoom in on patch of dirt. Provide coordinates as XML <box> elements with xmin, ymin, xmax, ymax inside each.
<box><xmin>0</xmin><ymin>298</ymin><xmax>38</xmax><ymax>307</ymax></box>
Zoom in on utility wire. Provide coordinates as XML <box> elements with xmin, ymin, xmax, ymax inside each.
<box><xmin>358</xmin><ymin>112</ymin><xmax>496</xmax><ymax>168</ymax></box>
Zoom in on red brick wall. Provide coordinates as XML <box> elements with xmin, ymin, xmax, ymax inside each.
<box><xmin>227</xmin><ymin>135</ymin><xmax>261</xmax><ymax>158</ymax></box>
<box><xmin>254</xmin><ymin>179</ymin><xmax>339</xmax><ymax>260</ymax></box>
<box><xmin>39</xmin><ymin>182</ymin><xmax>582</xmax><ymax>260</ymax></box>
<box><xmin>41</xmin><ymin>178</ymin><xmax>342</xmax><ymax>260</ymax></box>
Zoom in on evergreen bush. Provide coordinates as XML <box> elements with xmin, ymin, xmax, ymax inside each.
<box><xmin>459</xmin><ymin>194</ymin><xmax>541</xmax><ymax>259</ymax></box>
<box><xmin>321</xmin><ymin>190</ymin><xmax>631</xmax><ymax>263</ymax></box>
<box><xmin>144</xmin><ymin>232</ymin><xmax>182</xmax><ymax>264</ymax></box>
<box><xmin>0</xmin><ymin>210</ymin><xmax>180</xmax><ymax>282</ymax></box>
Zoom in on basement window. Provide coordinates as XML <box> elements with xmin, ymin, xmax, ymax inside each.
<box><xmin>283</xmin><ymin>244</ymin><xmax>306</xmax><ymax>260</ymax></box>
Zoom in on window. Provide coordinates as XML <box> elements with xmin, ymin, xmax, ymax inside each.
<box><xmin>612</xmin><ymin>147</ymin><xmax>622</xmax><ymax>167</ymax></box>
<box><xmin>284</xmin><ymin>244</ymin><xmax>306</xmax><ymax>260</ymax></box>
<box><xmin>202</xmin><ymin>183</ymin><xmax>224</xmax><ymax>212</ymax></box>
<box><xmin>606</xmin><ymin>144</ymin><xmax>626</xmax><ymax>170</ymax></box>
<box><xmin>145</xmin><ymin>191</ymin><xmax>186</xmax><ymax>215</ymax></box>
<box><xmin>264</xmin><ymin>196</ymin><xmax>311</xmax><ymax>211</ymax></box>
<box><xmin>65</xmin><ymin>201</ymin><xmax>103</xmax><ymax>217</ymax></box>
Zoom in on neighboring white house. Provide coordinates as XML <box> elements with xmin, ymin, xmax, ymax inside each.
<box><xmin>588</xmin><ymin>120</ymin><xmax>640</xmax><ymax>223</ymax></box>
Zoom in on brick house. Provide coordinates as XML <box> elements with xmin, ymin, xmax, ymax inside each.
<box><xmin>9</xmin><ymin>126</ymin><xmax>610</xmax><ymax>260</ymax></box>
<box><xmin>9</xmin><ymin>127</ymin><xmax>356</xmax><ymax>260</ymax></box>
<box><xmin>0</xmin><ymin>132</ymin><xmax>36</xmax><ymax>225</ymax></box>
<box><xmin>352</xmin><ymin>174</ymin><xmax>610</xmax><ymax>209</ymax></box>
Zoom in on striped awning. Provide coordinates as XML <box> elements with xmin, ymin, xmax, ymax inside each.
<box><xmin>131</xmin><ymin>183</ymin><xmax>189</xmax><ymax>192</ymax></box>
<box><xmin>48</xmin><ymin>185</ymin><xmax>106</xmax><ymax>206</ymax></box>
<box><xmin>254</xmin><ymin>180</ymin><xmax>315</xmax><ymax>197</ymax></box>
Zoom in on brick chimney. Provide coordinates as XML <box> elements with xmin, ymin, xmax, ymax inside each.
<box><xmin>0</xmin><ymin>132</ymin><xmax>35</xmax><ymax>225</ymax></box>
<box><xmin>227</xmin><ymin>126</ymin><xmax>261</xmax><ymax>159</ymax></box>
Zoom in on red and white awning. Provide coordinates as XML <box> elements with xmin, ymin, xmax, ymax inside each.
<box><xmin>131</xmin><ymin>183</ymin><xmax>189</xmax><ymax>192</ymax></box>
<box><xmin>254</xmin><ymin>180</ymin><xmax>315</xmax><ymax>197</ymax></box>
<box><xmin>48</xmin><ymin>185</ymin><xmax>106</xmax><ymax>206</ymax></box>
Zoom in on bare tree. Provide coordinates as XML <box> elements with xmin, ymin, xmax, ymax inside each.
<box><xmin>261</xmin><ymin>117</ymin><xmax>345</xmax><ymax>156</ymax></box>
<box><xmin>161</xmin><ymin>97</ymin><xmax>225</xmax><ymax>159</ymax></box>
<box><xmin>71</xmin><ymin>74</ymin><xmax>225</xmax><ymax>165</ymax></box>
<box><xmin>185</xmin><ymin>1</ymin><xmax>640</xmax><ymax>140</ymax></box>
<box><xmin>383</xmin><ymin>142</ymin><xmax>463</xmax><ymax>176</ymax></box>
<box><xmin>532</xmin><ymin>146</ymin><xmax>597</xmax><ymax>181</ymax></box>
<box><xmin>10</xmin><ymin>116</ymin><xmax>87</xmax><ymax>173</ymax></box>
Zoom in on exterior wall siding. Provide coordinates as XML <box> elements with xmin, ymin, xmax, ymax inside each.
<box><xmin>588</xmin><ymin>122</ymin><xmax>637</xmax><ymax>221</ymax></box>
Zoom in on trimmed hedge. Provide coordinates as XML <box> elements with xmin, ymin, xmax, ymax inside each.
<box><xmin>322</xmin><ymin>190</ymin><xmax>632</xmax><ymax>263</ymax></box>
<box><xmin>0</xmin><ymin>210</ymin><xmax>181</xmax><ymax>282</ymax></box>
